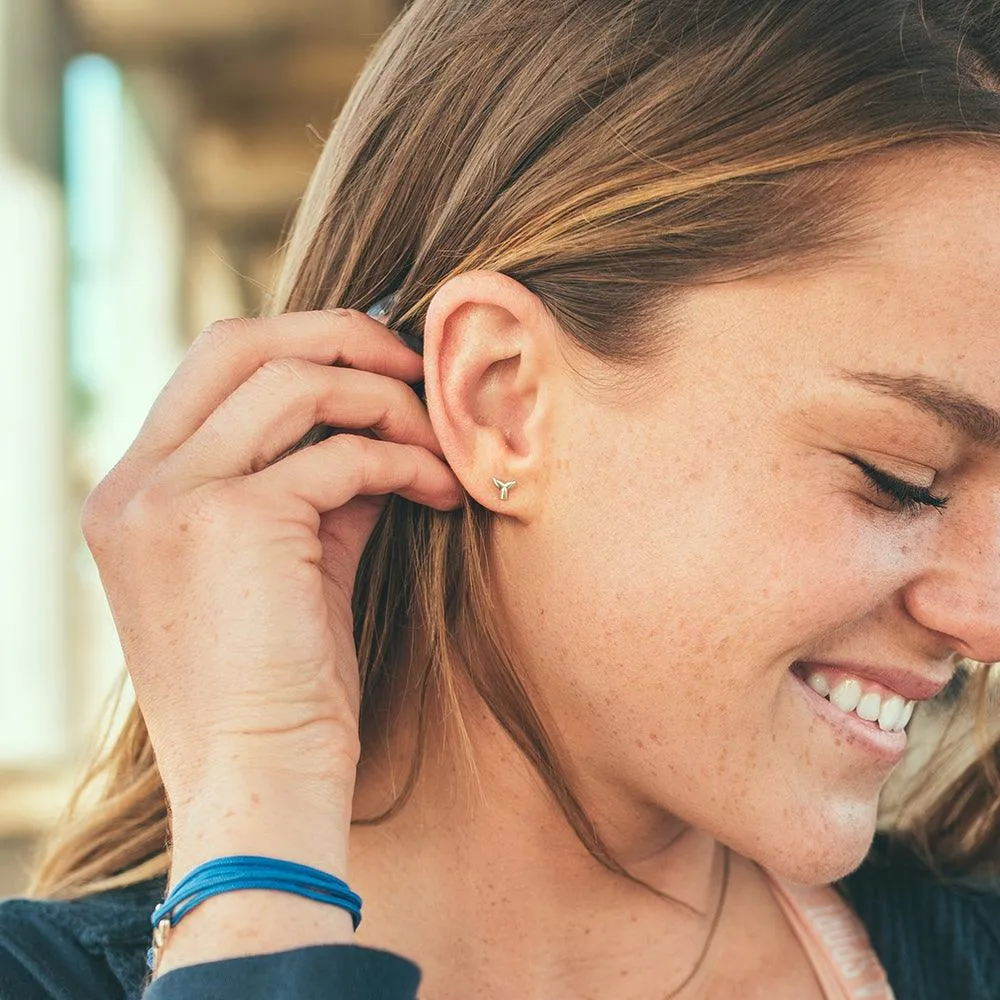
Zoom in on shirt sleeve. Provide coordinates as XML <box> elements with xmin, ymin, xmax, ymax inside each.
<box><xmin>0</xmin><ymin>901</ymin><xmax>128</xmax><ymax>999</ymax></box>
<box><xmin>142</xmin><ymin>945</ymin><xmax>422</xmax><ymax>1000</ymax></box>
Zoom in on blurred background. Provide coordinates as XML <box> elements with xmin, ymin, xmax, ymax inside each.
<box><xmin>0</xmin><ymin>0</ymin><xmax>404</xmax><ymax>896</ymax></box>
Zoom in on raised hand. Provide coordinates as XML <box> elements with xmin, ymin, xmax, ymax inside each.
<box><xmin>79</xmin><ymin>309</ymin><xmax>462</xmax><ymax>973</ymax></box>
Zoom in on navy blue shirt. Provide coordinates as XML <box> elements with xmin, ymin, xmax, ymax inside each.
<box><xmin>1</xmin><ymin>839</ymin><xmax>998</xmax><ymax>999</ymax></box>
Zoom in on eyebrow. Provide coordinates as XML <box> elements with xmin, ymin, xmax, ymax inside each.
<box><xmin>839</xmin><ymin>371</ymin><xmax>1000</xmax><ymax>450</ymax></box>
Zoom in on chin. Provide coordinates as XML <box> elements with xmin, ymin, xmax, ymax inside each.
<box><xmin>731</xmin><ymin>799</ymin><xmax>879</xmax><ymax>886</ymax></box>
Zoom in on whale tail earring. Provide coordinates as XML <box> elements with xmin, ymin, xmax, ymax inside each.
<box><xmin>492</xmin><ymin>477</ymin><xmax>516</xmax><ymax>501</ymax></box>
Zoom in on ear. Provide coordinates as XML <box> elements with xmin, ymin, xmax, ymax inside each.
<box><xmin>422</xmin><ymin>271</ymin><xmax>559</xmax><ymax>519</ymax></box>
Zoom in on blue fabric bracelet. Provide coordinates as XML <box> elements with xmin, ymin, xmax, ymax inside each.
<box><xmin>147</xmin><ymin>855</ymin><xmax>363</xmax><ymax>972</ymax></box>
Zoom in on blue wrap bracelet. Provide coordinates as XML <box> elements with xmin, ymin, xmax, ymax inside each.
<box><xmin>147</xmin><ymin>855</ymin><xmax>363</xmax><ymax>972</ymax></box>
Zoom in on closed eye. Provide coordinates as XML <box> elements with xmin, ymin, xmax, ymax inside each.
<box><xmin>844</xmin><ymin>456</ymin><xmax>950</xmax><ymax>515</ymax></box>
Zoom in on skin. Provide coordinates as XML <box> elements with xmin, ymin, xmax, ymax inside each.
<box><xmin>347</xmin><ymin>147</ymin><xmax>1000</xmax><ymax>998</ymax></box>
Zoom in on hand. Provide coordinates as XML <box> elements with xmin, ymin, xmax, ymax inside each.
<box><xmin>80</xmin><ymin>309</ymin><xmax>462</xmax><ymax>823</ymax></box>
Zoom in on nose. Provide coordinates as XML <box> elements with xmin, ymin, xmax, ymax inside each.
<box><xmin>902</xmin><ymin>505</ymin><xmax>1000</xmax><ymax>664</ymax></box>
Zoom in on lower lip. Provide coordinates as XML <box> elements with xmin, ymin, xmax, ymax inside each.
<box><xmin>789</xmin><ymin>668</ymin><xmax>908</xmax><ymax>764</ymax></box>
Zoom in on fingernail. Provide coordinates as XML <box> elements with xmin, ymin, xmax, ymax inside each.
<box><xmin>366</xmin><ymin>294</ymin><xmax>396</xmax><ymax>324</ymax></box>
<box><xmin>366</xmin><ymin>293</ymin><xmax>424</xmax><ymax>356</ymax></box>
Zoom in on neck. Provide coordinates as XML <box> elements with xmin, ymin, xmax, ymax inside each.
<box><xmin>348</xmin><ymin>666</ymin><xmax>728</xmax><ymax>1000</ymax></box>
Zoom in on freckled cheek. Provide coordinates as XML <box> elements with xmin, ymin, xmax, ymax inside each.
<box><xmin>542</xmin><ymin>418</ymin><xmax>909</xmax><ymax>693</ymax></box>
<box><xmin>776</xmin><ymin>509</ymin><xmax>920</xmax><ymax>625</ymax></box>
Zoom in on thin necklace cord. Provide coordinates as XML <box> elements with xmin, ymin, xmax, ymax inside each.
<box><xmin>659</xmin><ymin>844</ymin><xmax>732</xmax><ymax>1000</ymax></box>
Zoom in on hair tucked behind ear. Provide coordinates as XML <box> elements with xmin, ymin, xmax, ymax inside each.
<box><xmin>28</xmin><ymin>0</ymin><xmax>1000</xmax><ymax>900</ymax></box>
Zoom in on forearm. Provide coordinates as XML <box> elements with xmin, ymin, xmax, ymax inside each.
<box><xmin>153</xmin><ymin>775</ymin><xmax>356</xmax><ymax>979</ymax></box>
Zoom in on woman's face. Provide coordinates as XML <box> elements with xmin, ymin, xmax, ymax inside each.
<box><xmin>495</xmin><ymin>148</ymin><xmax>1000</xmax><ymax>883</ymax></box>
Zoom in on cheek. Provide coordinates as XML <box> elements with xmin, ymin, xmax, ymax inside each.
<box><xmin>506</xmin><ymin>423</ymin><xmax>907</xmax><ymax>882</ymax></box>
<box><xmin>537</xmin><ymin>439</ymin><xmax>898</xmax><ymax>679</ymax></box>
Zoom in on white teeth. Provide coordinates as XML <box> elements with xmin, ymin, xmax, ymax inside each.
<box><xmin>806</xmin><ymin>672</ymin><xmax>830</xmax><ymax>697</ymax></box>
<box><xmin>856</xmin><ymin>692</ymin><xmax>882</xmax><ymax>722</ymax></box>
<box><xmin>805</xmin><ymin>671</ymin><xmax>917</xmax><ymax>733</ymax></box>
<box><xmin>899</xmin><ymin>700</ymin><xmax>915</xmax><ymax>729</ymax></box>
<box><xmin>830</xmin><ymin>678</ymin><xmax>862</xmax><ymax>713</ymax></box>
<box><xmin>878</xmin><ymin>695</ymin><xmax>905</xmax><ymax>732</ymax></box>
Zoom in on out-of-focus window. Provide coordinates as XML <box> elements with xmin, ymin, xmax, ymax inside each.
<box><xmin>64</xmin><ymin>53</ymin><xmax>187</xmax><ymax>754</ymax></box>
<box><xmin>0</xmin><ymin>0</ymin><xmax>70</xmax><ymax>771</ymax></box>
<box><xmin>0</xmin><ymin>10</ymin><xmax>200</xmax><ymax>841</ymax></box>
<box><xmin>0</xmin><ymin>0</ymin><xmax>383</xmax><ymax>874</ymax></box>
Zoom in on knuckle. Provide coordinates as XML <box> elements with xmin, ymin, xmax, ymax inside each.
<box><xmin>376</xmin><ymin>390</ymin><xmax>406</xmax><ymax>436</ymax></box>
<box><xmin>123</xmin><ymin>480</ymin><xmax>244</xmax><ymax>541</ymax></box>
<box><xmin>393</xmin><ymin>379</ymin><xmax>420</xmax><ymax>420</ymax></box>
<box><xmin>387</xmin><ymin>375</ymin><xmax>413</xmax><ymax>408</ymax></box>
<box><xmin>325</xmin><ymin>307</ymin><xmax>365</xmax><ymax>325</ymax></box>
<box><xmin>254</xmin><ymin>357</ymin><xmax>312</xmax><ymax>387</ymax></box>
<box><xmin>196</xmin><ymin>316</ymin><xmax>257</xmax><ymax>352</ymax></box>
<box><xmin>120</xmin><ymin>482</ymin><xmax>176</xmax><ymax>535</ymax></box>
<box><xmin>328</xmin><ymin>433</ymin><xmax>368</xmax><ymax>478</ymax></box>
<box><xmin>387</xmin><ymin>388</ymin><xmax>425</xmax><ymax>444</ymax></box>
<box><xmin>79</xmin><ymin>483</ymin><xmax>114</xmax><ymax>542</ymax></box>
<box><xmin>400</xmin><ymin>447</ymin><xmax>422</xmax><ymax>490</ymax></box>
<box><xmin>80</xmin><ymin>469</ymin><xmax>135</xmax><ymax>544</ymax></box>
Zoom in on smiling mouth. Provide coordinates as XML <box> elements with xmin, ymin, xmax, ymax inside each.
<box><xmin>790</xmin><ymin>662</ymin><xmax>915</xmax><ymax>734</ymax></box>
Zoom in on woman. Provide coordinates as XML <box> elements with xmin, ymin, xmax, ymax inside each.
<box><xmin>2</xmin><ymin>0</ymin><xmax>1000</xmax><ymax>997</ymax></box>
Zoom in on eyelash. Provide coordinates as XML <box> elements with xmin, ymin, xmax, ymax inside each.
<box><xmin>845</xmin><ymin>456</ymin><xmax>950</xmax><ymax>515</ymax></box>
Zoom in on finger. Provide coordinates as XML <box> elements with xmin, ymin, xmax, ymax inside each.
<box><xmin>161</xmin><ymin>359</ymin><xmax>443</xmax><ymax>484</ymax></box>
<box><xmin>133</xmin><ymin>310</ymin><xmax>424</xmax><ymax>466</ymax></box>
<box><xmin>249</xmin><ymin>433</ymin><xmax>464</xmax><ymax>513</ymax></box>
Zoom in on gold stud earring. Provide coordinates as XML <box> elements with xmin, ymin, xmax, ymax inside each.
<box><xmin>492</xmin><ymin>477</ymin><xmax>516</xmax><ymax>501</ymax></box>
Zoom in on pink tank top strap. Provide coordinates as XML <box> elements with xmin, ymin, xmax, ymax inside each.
<box><xmin>764</xmin><ymin>872</ymin><xmax>897</xmax><ymax>1000</ymax></box>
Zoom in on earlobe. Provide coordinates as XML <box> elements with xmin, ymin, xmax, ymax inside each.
<box><xmin>422</xmin><ymin>271</ymin><xmax>556</xmax><ymax>518</ymax></box>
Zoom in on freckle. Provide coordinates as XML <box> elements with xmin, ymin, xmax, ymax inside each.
<box><xmin>251</xmin><ymin>792</ymin><xmax>260</xmax><ymax>804</ymax></box>
<box><xmin>635</xmin><ymin>739</ymin><xmax>645</xmax><ymax>749</ymax></box>
<box><xmin>179</xmin><ymin>522</ymin><xmax>189</xmax><ymax>533</ymax></box>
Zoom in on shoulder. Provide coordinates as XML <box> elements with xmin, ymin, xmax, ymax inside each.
<box><xmin>0</xmin><ymin>876</ymin><xmax>165</xmax><ymax>1000</ymax></box>
<box><xmin>839</xmin><ymin>835</ymin><xmax>1000</xmax><ymax>1000</ymax></box>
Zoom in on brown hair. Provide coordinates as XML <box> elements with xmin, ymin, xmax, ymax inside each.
<box><xmin>887</xmin><ymin>662</ymin><xmax>1000</xmax><ymax>877</ymax></box>
<box><xmin>29</xmin><ymin>0</ymin><xmax>1000</xmax><ymax>900</ymax></box>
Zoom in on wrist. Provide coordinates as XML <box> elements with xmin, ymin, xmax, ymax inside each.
<box><xmin>156</xmin><ymin>777</ymin><xmax>358</xmax><ymax>979</ymax></box>
<box><xmin>168</xmin><ymin>771</ymin><xmax>354</xmax><ymax>882</ymax></box>
<box><xmin>151</xmin><ymin>879</ymin><xmax>356</xmax><ymax>979</ymax></box>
